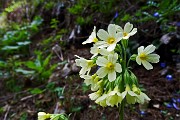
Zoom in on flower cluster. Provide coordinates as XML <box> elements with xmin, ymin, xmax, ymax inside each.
<box><xmin>75</xmin><ymin>22</ymin><xmax>160</xmax><ymax>107</ymax></box>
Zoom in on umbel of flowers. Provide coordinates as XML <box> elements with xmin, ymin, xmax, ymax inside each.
<box><xmin>75</xmin><ymin>22</ymin><xmax>160</xmax><ymax>119</ymax></box>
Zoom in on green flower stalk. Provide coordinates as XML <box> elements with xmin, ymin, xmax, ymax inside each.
<box><xmin>75</xmin><ymin>22</ymin><xmax>160</xmax><ymax>120</ymax></box>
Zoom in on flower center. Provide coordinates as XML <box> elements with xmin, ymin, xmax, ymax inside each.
<box><xmin>123</xmin><ymin>32</ymin><xmax>128</xmax><ymax>37</ymax></box>
<box><xmin>93</xmin><ymin>38</ymin><xmax>98</xmax><ymax>43</ymax></box>
<box><xmin>106</xmin><ymin>62</ymin><xmax>114</xmax><ymax>70</ymax></box>
<box><xmin>107</xmin><ymin>38</ymin><xmax>115</xmax><ymax>44</ymax></box>
<box><xmin>139</xmin><ymin>53</ymin><xmax>147</xmax><ymax>60</ymax></box>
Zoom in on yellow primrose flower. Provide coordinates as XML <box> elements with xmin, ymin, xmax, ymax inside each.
<box><xmin>38</xmin><ymin>112</ymin><xmax>50</xmax><ymax>120</ymax></box>
<box><xmin>89</xmin><ymin>89</ymin><xmax>102</xmax><ymax>100</ymax></box>
<box><xmin>106</xmin><ymin>86</ymin><xmax>123</xmax><ymax>107</ymax></box>
<box><xmin>132</xmin><ymin>84</ymin><xmax>151</xmax><ymax>104</ymax></box>
<box><xmin>82</xmin><ymin>26</ymin><xmax>98</xmax><ymax>44</ymax></box>
<box><xmin>96</xmin><ymin>24</ymin><xmax>123</xmax><ymax>51</ymax></box>
<box><xmin>81</xmin><ymin>74</ymin><xmax>101</xmax><ymax>91</ymax></box>
<box><xmin>116</xmin><ymin>22</ymin><xmax>137</xmax><ymax>39</ymax></box>
<box><xmin>122</xmin><ymin>85</ymin><xmax>138</xmax><ymax>104</ymax></box>
<box><xmin>90</xmin><ymin>44</ymin><xmax>113</xmax><ymax>58</ymax></box>
<box><xmin>95</xmin><ymin>94</ymin><xmax>108</xmax><ymax>107</ymax></box>
<box><xmin>75</xmin><ymin>55</ymin><xmax>94</xmax><ymax>75</ymax></box>
<box><xmin>136</xmin><ymin>92</ymin><xmax>151</xmax><ymax>104</ymax></box>
<box><xmin>136</xmin><ymin>44</ymin><xmax>160</xmax><ymax>70</ymax></box>
<box><xmin>96</xmin><ymin>53</ymin><xmax>122</xmax><ymax>82</ymax></box>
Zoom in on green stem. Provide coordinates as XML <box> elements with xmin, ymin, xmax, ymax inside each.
<box><xmin>119</xmin><ymin>41</ymin><xmax>127</xmax><ymax>120</ymax></box>
<box><xmin>119</xmin><ymin>100</ymin><xmax>125</xmax><ymax>120</ymax></box>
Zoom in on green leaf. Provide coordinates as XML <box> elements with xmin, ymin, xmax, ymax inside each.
<box><xmin>71</xmin><ymin>106</ymin><xmax>83</xmax><ymax>112</ymax></box>
<box><xmin>25</xmin><ymin>61</ymin><xmax>37</xmax><ymax>69</ymax></box>
<box><xmin>30</xmin><ymin>88</ymin><xmax>44</xmax><ymax>95</ymax></box>
<box><xmin>15</xmin><ymin>68</ymin><xmax>35</xmax><ymax>75</ymax></box>
<box><xmin>50</xmin><ymin>114</ymin><xmax>68</xmax><ymax>120</ymax></box>
<box><xmin>43</xmin><ymin>54</ymin><xmax>52</xmax><ymax>68</ymax></box>
<box><xmin>0</xmin><ymin>61</ymin><xmax>7</xmax><ymax>67</ymax></box>
<box><xmin>2</xmin><ymin>46</ymin><xmax>19</xmax><ymax>50</ymax></box>
<box><xmin>17</xmin><ymin>41</ymin><xmax>31</xmax><ymax>46</ymax></box>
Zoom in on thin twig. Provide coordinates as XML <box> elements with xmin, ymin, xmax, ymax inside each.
<box><xmin>3</xmin><ymin>105</ymin><xmax>10</xmax><ymax>120</ymax></box>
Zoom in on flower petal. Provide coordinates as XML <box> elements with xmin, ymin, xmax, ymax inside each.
<box><xmin>142</xmin><ymin>60</ymin><xmax>153</xmax><ymax>70</ymax></box>
<box><xmin>147</xmin><ymin>54</ymin><xmax>160</xmax><ymax>63</ymax></box>
<box><xmin>97</xmin><ymin>29</ymin><xmax>109</xmax><ymax>41</ymax></box>
<box><xmin>99</xmin><ymin>48</ymin><xmax>110</xmax><ymax>56</ymax></box>
<box><xmin>115</xmin><ymin>63</ymin><xmax>122</xmax><ymax>73</ymax></box>
<box><xmin>144</xmin><ymin>44</ymin><xmax>156</xmax><ymax>54</ymax></box>
<box><xmin>96</xmin><ymin>41</ymin><xmax>108</xmax><ymax>48</ymax></box>
<box><xmin>116</xmin><ymin>25</ymin><xmax>123</xmax><ymax>32</ymax></box>
<box><xmin>128</xmin><ymin>91</ymin><xmax>137</xmax><ymax>96</ymax></box>
<box><xmin>90</xmin><ymin>45</ymin><xmax>99</xmax><ymax>54</ymax></box>
<box><xmin>108</xmin><ymin>24</ymin><xmax>116</xmax><ymax>37</ymax></box>
<box><xmin>96</xmin><ymin>57</ymin><xmax>108</xmax><ymax>66</ymax></box>
<box><xmin>108</xmin><ymin>70</ymin><xmax>116</xmax><ymax>82</ymax></box>
<box><xmin>115</xmin><ymin>32</ymin><xmax>123</xmax><ymax>42</ymax></box>
<box><xmin>136</xmin><ymin>56</ymin><xmax>142</xmax><ymax>65</ymax></box>
<box><xmin>80</xmin><ymin>67</ymin><xmax>87</xmax><ymax>75</ymax></box>
<box><xmin>138</xmin><ymin>46</ymin><xmax>144</xmax><ymax>55</ymax></box>
<box><xmin>124</xmin><ymin>22</ymin><xmax>133</xmax><ymax>33</ymax></box>
<box><xmin>108</xmin><ymin>53</ymin><xmax>118</xmax><ymax>63</ymax></box>
<box><xmin>128</xmin><ymin>28</ymin><xmax>137</xmax><ymax>36</ymax></box>
<box><xmin>97</xmin><ymin>67</ymin><xmax>108</xmax><ymax>78</ymax></box>
<box><xmin>107</xmin><ymin>43</ymin><xmax>116</xmax><ymax>51</ymax></box>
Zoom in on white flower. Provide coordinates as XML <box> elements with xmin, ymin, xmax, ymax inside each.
<box><xmin>90</xmin><ymin>44</ymin><xmax>113</xmax><ymax>58</ymax></box>
<box><xmin>116</xmin><ymin>22</ymin><xmax>137</xmax><ymax>39</ymax></box>
<box><xmin>89</xmin><ymin>89</ymin><xmax>102</xmax><ymax>100</ymax></box>
<box><xmin>136</xmin><ymin>92</ymin><xmax>151</xmax><ymax>104</ymax></box>
<box><xmin>75</xmin><ymin>55</ymin><xmax>94</xmax><ymax>75</ymax></box>
<box><xmin>81</xmin><ymin>74</ymin><xmax>101</xmax><ymax>91</ymax></box>
<box><xmin>106</xmin><ymin>86</ymin><xmax>123</xmax><ymax>107</ymax></box>
<box><xmin>122</xmin><ymin>85</ymin><xmax>138</xmax><ymax>104</ymax></box>
<box><xmin>82</xmin><ymin>26</ymin><xmax>98</xmax><ymax>44</ymax></box>
<box><xmin>136</xmin><ymin>44</ymin><xmax>160</xmax><ymax>70</ymax></box>
<box><xmin>80</xmin><ymin>74</ymin><xmax>96</xmax><ymax>85</ymax></box>
<box><xmin>96</xmin><ymin>53</ymin><xmax>122</xmax><ymax>82</ymax></box>
<box><xmin>132</xmin><ymin>84</ymin><xmax>151</xmax><ymax>104</ymax></box>
<box><xmin>96</xmin><ymin>24</ymin><xmax>123</xmax><ymax>51</ymax></box>
<box><xmin>38</xmin><ymin>112</ymin><xmax>50</xmax><ymax>120</ymax></box>
<box><xmin>95</xmin><ymin>94</ymin><xmax>108</xmax><ymax>107</ymax></box>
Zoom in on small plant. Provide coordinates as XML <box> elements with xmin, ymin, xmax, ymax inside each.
<box><xmin>75</xmin><ymin>22</ymin><xmax>160</xmax><ymax>119</ymax></box>
<box><xmin>24</xmin><ymin>51</ymin><xmax>57</xmax><ymax>81</ymax></box>
<box><xmin>38</xmin><ymin>112</ymin><xmax>68</xmax><ymax>120</ymax></box>
<box><xmin>0</xmin><ymin>16</ymin><xmax>43</xmax><ymax>57</ymax></box>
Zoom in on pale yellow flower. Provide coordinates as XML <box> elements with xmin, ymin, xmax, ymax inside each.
<box><xmin>82</xmin><ymin>26</ymin><xmax>98</xmax><ymax>44</ymax></box>
<box><xmin>95</xmin><ymin>94</ymin><xmax>108</xmax><ymax>107</ymax></box>
<box><xmin>96</xmin><ymin>53</ymin><xmax>122</xmax><ymax>82</ymax></box>
<box><xmin>75</xmin><ymin>55</ymin><xmax>94</xmax><ymax>75</ymax></box>
<box><xmin>122</xmin><ymin>85</ymin><xmax>138</xmax><ymax>104</ymax></box>
<box><xmin>89</xmin><ymin>89</ymin><xmax>102</xmax><ymax>100</ymax></box>
<box><xmin>136</xmin><ymin>44</ymin><xmax>160</xmax><ymax>70</ymax></box>
<box><xmin>96</xmin><ymin>24</ymin><xmax>123</xmax><ymax>51</ymax></box>
<box><xmin>38</xmin><ymin>112</ymin><xmax>50</xmax><ymax>120</ymax></box>
<box><xmin>90</xmin><ymin>44</ymin><xmax>113</xmax><ymax>58</ymax></box>
<box><xmin>106</xmin><ymin>86</ymin><xmax>123</xmax><ymax>107</ymax></box>
<box><xmin>116</xmin><ymin>22</ymin><xmax>137</xmax><ymax>39</ymax></box>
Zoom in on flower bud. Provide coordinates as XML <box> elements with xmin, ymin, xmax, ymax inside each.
<box><xmin>132</xmin><ymin>84</ymin><xmax>140</xmax><ymax>95</ymax></box>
